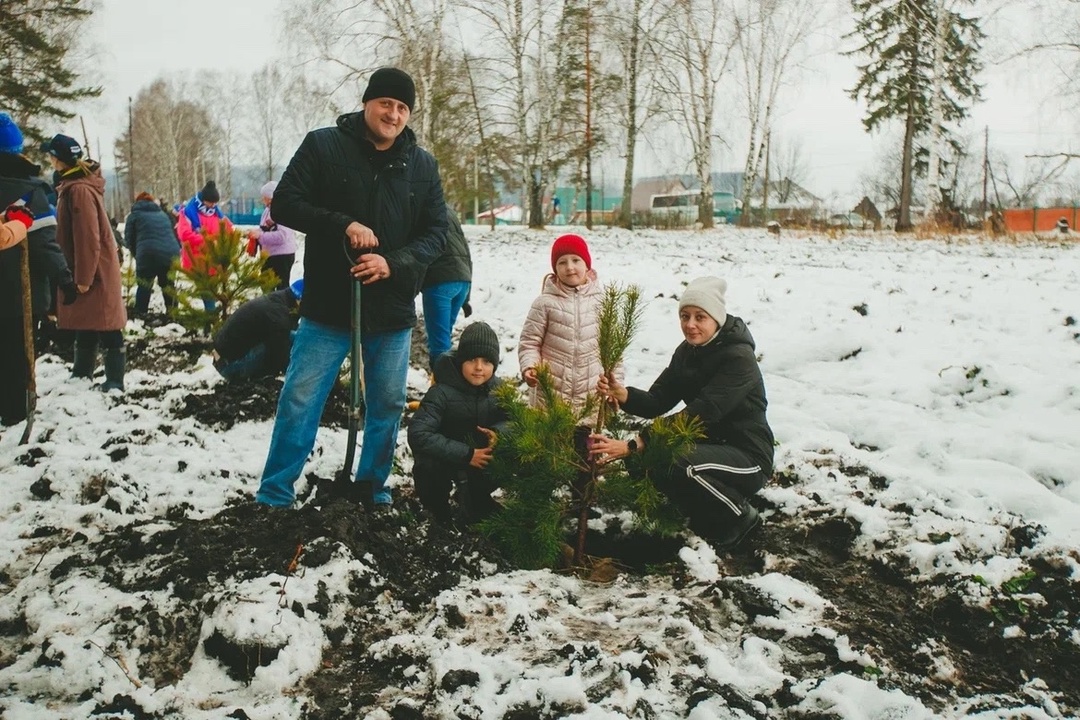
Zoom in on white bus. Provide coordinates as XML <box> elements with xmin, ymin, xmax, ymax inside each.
<box><xmin>649</xmin><ymin>189</ymin><xmax>741</xmax><ymax>224</ymax></box>
<box><xmin>649</xmin><ymin>189</ymin><xmax>699</xmax><ymax>221</ymax></box>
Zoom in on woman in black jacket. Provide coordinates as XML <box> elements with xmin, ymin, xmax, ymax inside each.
<box><xmin>124</xmin><ymin>191</ymin><xmax>181</xmax><ymax>316</ymax></box>
<box><xmin>590</xmin><ymin>276</ymin><xmax>774</xmax><ymax>550</ymax></box>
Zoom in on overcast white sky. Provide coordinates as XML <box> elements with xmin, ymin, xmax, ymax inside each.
<box><xmin>66</xmin><ymin>0</ymin><xmax>1077</xmax><ymax>205</ymax></box>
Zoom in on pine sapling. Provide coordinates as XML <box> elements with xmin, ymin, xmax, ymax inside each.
<box><xmin>169</xmin><ymin>224</ymin><xmax>279</xmax><ymax>333</ymax></box>
<box><xmin>571</xmin><ymin>284</ymin><xmax>644</xmax><ymax>565</ymax></box>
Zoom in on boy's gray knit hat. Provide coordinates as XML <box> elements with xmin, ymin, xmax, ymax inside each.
<box><xmin>457</xmin><ymin>322</ymin><xmax>500</xmax><ymax>368</ymax></box>
<box><xmin>679</xmin><ymin>276</ymin><xmax>728</xmax><ymax>325</ymax></box>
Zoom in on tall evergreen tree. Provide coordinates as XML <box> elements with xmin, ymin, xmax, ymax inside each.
<box><xmin>846</xmin><ymin>0</ymin><xmax>983</xmax><ymax>231</ymax></box>
<box><xmin>0</xmin><ymin>0</ymin><xmax>101</xmax><ymax>142</ymax></box>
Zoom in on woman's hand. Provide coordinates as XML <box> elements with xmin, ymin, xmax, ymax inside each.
<box><xmin>588</xmin><ymin>433</ymin><xmax>633</xmax><ymax>465</ymax></box>
<box><xmin>596</xmin><ymin>372</ymin><xmax>628</xmax><ymax>405</ymax></box>
<box><xmin>522</xmin><ymin>367</ymin><xmax>538</xmax><ymax>387</ymax></box>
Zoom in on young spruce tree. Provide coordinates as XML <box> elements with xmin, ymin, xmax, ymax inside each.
<box><xmin>482</xmin><ymin>284</ymin><xmax>702</xmax><ymax>572</ymax></box>
<box><xmin>169</xmin><ymin>224</ymin><xmax>280</xmax><ymax>333</ymax></box>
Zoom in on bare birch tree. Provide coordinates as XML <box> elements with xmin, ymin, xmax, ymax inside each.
<box><xmin>732</xmin><ymin>0</ymin><xmax>817</xmax><ymax>225</ymax></box>
<box><xmin>657</xmin><ymin>0</ymin><xmax>739</xmax><ymax>228</ymax></box>
<box><xmin>248</xmin><ymin>64</ymin><xmax>289</xmax><ymax>182</ymax></box>
<box><xmin>116</xmin><ymin>79</ymin><xmax>219</xmax><ymax>206</ymax></box>
<box><xmin>281</xmin><ymin>0</ymin><xmax>455</xmax><ymax>143</ymax></box>
<box><xmin>463</xmin><ymin>0</ymin><xmax>561</xmax><ymax>227</ymax></box>
<box><xmin>603</xmin><ymin>0</ymin><xmax>669</xmax><ymax>228</ymax></box>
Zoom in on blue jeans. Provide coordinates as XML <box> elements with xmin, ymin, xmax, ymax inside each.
<box><xmin>215</xmin><ymin>344</ymin><xmax>267</xmax><ymax>381</ymax></box>
<box><xmin>256</xmin><ymin>318</ymin><xmax>411</xmax><ymax>507</ymax></box>
<box><xmin>421</xmin><ymin>280</ymin><xmax>471</xmax><ymax>367</ymax></box>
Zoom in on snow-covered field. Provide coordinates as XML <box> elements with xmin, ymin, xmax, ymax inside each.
<box><xmin>0</xmin><ymin>226</ymin><xmax>1077</xmax><ymax>719</ymax></box>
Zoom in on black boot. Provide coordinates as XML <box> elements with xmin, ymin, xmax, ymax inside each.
<box><xmin>709</xmin><ymin>501</ymin><xmax>760</xmax><ymax>551</ymax></box>
<box><xmin>102</xmin><ymin>346</ymin><xmax>126</xmax><ymax>392</ymax></box>
<box><xmin>72</xmin><ymin>336</ymin><xmax>99</xmax><ymax>379</ymax></box>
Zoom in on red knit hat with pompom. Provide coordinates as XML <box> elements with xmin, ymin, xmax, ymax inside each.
<box><xmin>550</xmin><ymin>234</ymin><xmax>591</xmax><ymax>271</ymax></box>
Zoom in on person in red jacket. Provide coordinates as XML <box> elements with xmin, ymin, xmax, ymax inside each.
<box><xmin>176</xmin><ymin>180</ymin><xmax>234</xmax><ymax>311</ymax></box>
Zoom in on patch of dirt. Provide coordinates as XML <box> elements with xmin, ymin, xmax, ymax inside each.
<box><xmin>722</xmin><ymin>509</ymin><xmax>1080</xmax><ymax>715</ymax></box>
<box><xmin>36</xmin><ymin>484</ymin><xmax>503</xmax><ymax>694</ymax></box>
<box><xmin>11</xmin><ymin>332</ymin><xmax>1079</xmax><ymax>719</ymax></box>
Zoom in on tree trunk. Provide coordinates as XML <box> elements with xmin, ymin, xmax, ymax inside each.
<box><xmin>617</xmin><ymin>0</ymin><xmax>643</xmax><ymax>229</ymax></box>
<box><xmin>897</xmin><ymin>95</ymin><xmax>917</xmax><ymax>232</ymax></box>
<box><xmin>924</xmin><ymin>0</ymin><xmax>948</xmax><ymax>220</ymax></box>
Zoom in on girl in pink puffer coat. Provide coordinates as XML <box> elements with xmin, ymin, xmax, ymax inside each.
<box><xmin>518</xmin><ymin>234</ymin><xmax>617</xmax><ymax>412</ymax></box>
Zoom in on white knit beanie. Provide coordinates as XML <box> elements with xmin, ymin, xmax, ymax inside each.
<box><xmin>679</xmin><ymin>276</ymin><xmax>728</xmax><ymax>325</ymax></box>
<box><xmin>260</xmin><ymin>180</ymin><xmax>279</xmax><ymax>199</ymax></box>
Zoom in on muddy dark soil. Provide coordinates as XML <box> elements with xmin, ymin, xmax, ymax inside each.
<box><xmin>16</xmin><ymin>328</ymin><xmax>1080</xmax><ymax>719</ymax></box>
<box><xmin>721</xmin><ymin>510</ymin><xmax>1080</xmax><ymax>715</ymax></box>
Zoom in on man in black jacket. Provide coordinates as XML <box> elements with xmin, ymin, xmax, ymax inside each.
<box><xmin>256</xmin><ymin>67</ymin><xmax>449</xmax><ymax>509</ymax></box>
<box><xmin>212</xmin><ymin>280</ymin><xmax>301</xmax><ymax>381</ymax></box>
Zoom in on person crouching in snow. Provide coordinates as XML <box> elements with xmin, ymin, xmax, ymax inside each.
<box><xmin>212</xmin><ymin>279</ymin><xmax>302</xmax><ymax>381</ymax></box>
<box><xmin>589</xmin><ymin>276</ymin><xmax>774</xmax><ymax>551</ymax></box>
<box><xmin>176</xmin><ymin>180</ymin><xmax>233</xmax><ymax>311</ymax></box>
<box><xmin>407</xmin><ymin>321</ymin><xmax>508</xmax><ymax>524</ymax></box>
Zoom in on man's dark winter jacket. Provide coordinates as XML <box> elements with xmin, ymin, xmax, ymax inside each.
<box><xmin>124</xmin><ymin>199</ymin><xmax>181</xmax><ymax>264</ymax></box>
<box><xmin>212</xmin><ymin>288</ymin><xmax>298</xmax><ymax>375</ymax></box>
<box><xmin>623</xmin><ymin>315</ymin><xmax>774</xmax><ymax>475</ymax></box>
<box><xmin>0</xmin><ymin>153</ymin><xmax>72</xmax><ymax>319</ymax></box>
<box><xmin>422</xmin><ymin>209</ymin><xmax>471</xmax><ymax>289</ymax></box>
<box><xmin>271</xmin><ymin>111</ymin><xmax>448</xmax><ymax>332</ymax></box>
<box><xmin>407</xmin><ymin>351</ymin><xmax>509</xmax><ymax>469</ymax></box>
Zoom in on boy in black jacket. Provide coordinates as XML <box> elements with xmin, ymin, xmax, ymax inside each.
<box><xmin>407</xmin><ymin>321</ymin><xmax>508</xmax><ymax>523</ymax></box>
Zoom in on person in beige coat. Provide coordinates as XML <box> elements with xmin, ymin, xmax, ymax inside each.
<box><xmin>0</xmin><ymin>208</ymin><xmax>30</xmax><ymax>251</ymax></box>
<box><xmin>518</xmin><ymin>234</ymin><xmax>616</xmax><ymax>412</ymax></box>
<box><xmin>42</xmin><ymin>134</ymin><xmax>127</xmax><ymax>392</ymax></box>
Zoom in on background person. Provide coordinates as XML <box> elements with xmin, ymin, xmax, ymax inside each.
<box><xmin>176</xmin><ymin>180</ymin><xmax>233</xmax><ymax>311</ymax></box>
<box><xmin>246</xmin><ymin>180</ymin><xmax>297</xmax><ymax>291</ymax></box>
<box><xmin>212</xmin><ymin>279</ymin><xmax>302</xmax><ymax>381</ymax></box>
<box><xmin>0</xmin><ymin>114</ymin><xmax>76</xmax><ymax>425</ymax></box>
<box><xmin>124</xmin><ymin>190</ymin><xmax>181</xmax><ymax>317</ymax></box>
<box><xmin>42</xmin><ymin>133</ymin><xmax>127</xmax><ymax>392</ymax></box>
<box><xmin>419</xmin><ymin>207</ymin><xmax>471</xmax><ymax>371</ymax></box>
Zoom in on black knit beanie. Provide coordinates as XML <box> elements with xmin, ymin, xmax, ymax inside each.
<box><xmin>199</xmin><ymin>180</ymin><xmax>220</xmax><ymax>203</ymax></box>
<box><xmin>362</xmin><ymin>67</ymin><xmax>416</xmax><ymax>111</ymax></box>
<box><xmin>457</xmin><ymin>322</ymin><xmax>500</xmax><ymax>369</ymax></box>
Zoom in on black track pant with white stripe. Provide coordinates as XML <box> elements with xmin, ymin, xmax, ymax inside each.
<box><xmin>657</xmin><ymin>443</ymin><xmax>769</xmax><ymax>539</ymax></box>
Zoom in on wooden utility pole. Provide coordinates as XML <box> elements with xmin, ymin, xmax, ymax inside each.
<box><xmin>762</xmin><ymin>128</ymin><xmax>771</xmax><ymax>223</ymax></box>
<box><xmin>128</xmin><ymin>97</ymin><xmax>135</xmax><ymax>204</ymax></box>
<box><xmin>981</xmin><ymin>126</ymin><xmax>989</xmax><ymax>220</ymax></box>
